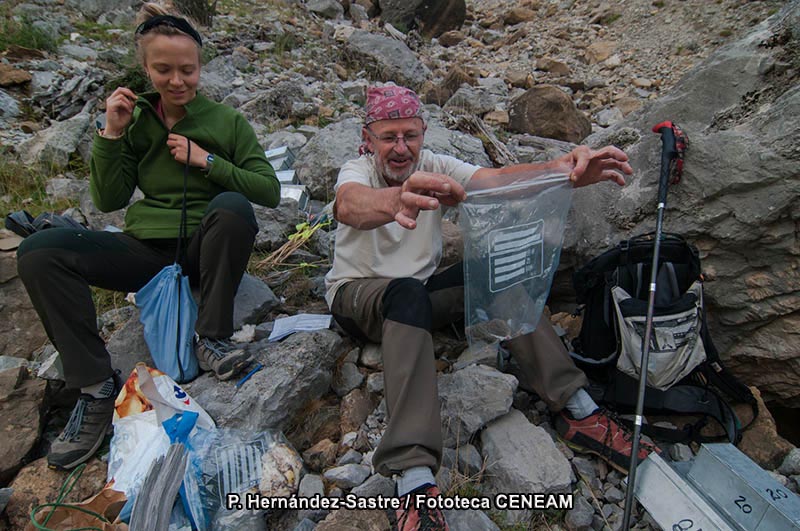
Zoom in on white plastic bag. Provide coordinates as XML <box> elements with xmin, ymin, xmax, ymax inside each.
<box><xmin>459</xmin><ymin>170</ymin><xmax>573</xmax><ymax>346</ymax></box>
<box><xmin>108</xmin><ymin>364</ymin><xmax>215</xmax><ymax>496</ymax></box>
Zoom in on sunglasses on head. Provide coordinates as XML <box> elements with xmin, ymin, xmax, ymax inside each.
<box><xmin>135</xmin><ymin>15</ymin><xmax>203</xmax><ymax>47</ymax></box>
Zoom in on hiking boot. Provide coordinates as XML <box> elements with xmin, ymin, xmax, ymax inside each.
<box><xmin>555</xmin><ymin>408</ymin><xmax>661</xmax><ymax>473</ymax></box>
<box><xmin>196</xmin><ymin>337</ymin><xmax>252</xmax><ymax>380</ymax></box>
<box><xmin>48</xmin><ymin>376</ymin><xmax>121</xmax><ymax>470</ymax></box>
<box><xmin>391</xmin><ymin>484</ymin><xmax>449</xmax><ymax>531</ymax></box>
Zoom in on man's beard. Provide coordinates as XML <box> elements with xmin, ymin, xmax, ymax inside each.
<box><xmin>374</xmin><ymin>153</ymin><xmax>419</xmax><ymax>184</ymax></box>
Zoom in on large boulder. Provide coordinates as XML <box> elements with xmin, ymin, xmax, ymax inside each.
<box><xmin>480</xmin><ymin>409</ymin><xmax>573</xmax><ymax>524</ymax></box>
<box><xmin>0</xmin><ymin>367</ymin><xmax>47</xmax><ymax>484</ymax></box>
<box><xmin>0</xmin><ymin>248</ymin><xmax>48</xmax><ymax>360</ymax></box>
<box><xmin>438</xmin><ymin>364</ymin><xmax>517</xmax><ymax>448</ymax></box>
<box><xmin>186</xmin><ymin>330</ymin><xmax>343</xmax><ymax>432</ymax></box>
<box><xmin>293</xmin><ymin>117</ymin><xmax>362</xmax><ymax>201</ymax></box>
<box><xmin>508</xmin><ymin>85</ymin><xmax>592</xmax><ymax>143</ymax></box>
<box><xmin>378</xmin><ymin>0</ymin><xmax>424</xmax><ymax>29</ymax></box>
<box><xmin>345</xmin><ymin>30</ymin><xmax>431</xmax><ymax>90</ymax></box>
<box><xmin>556</xmin><ymin>2</ymin><xmax>800</xmax><ymax>407</ymax></box>
<box><xmin>417</xmin><ymin>0</ymin><xmax>467</xmax><ymax>39</ymax></box>
<box><xmin>17</xmin><ymin>105</ymin><xmax>93</xmax><ymax>169</ymax></box>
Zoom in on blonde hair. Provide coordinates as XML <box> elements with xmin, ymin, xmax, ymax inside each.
<box><xmin>134</xmin><ymin>2</ymin><xmax>202</xmax><ymax>66</ymax></box>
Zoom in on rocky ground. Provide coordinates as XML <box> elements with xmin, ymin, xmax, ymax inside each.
<box><xmin>1</xmin><ymin>0</ymin><xmax>799</xmax><ymax>530</ymax></box>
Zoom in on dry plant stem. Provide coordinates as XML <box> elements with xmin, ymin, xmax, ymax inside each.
<box><xmin>573</xmin><ymin>466</ymin><xmax>612</xmax><ymax>529</ymax></box>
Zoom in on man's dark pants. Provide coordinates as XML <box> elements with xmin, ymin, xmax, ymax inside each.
<box><xmin>17</xmin><ymin>192</ymin><xmax>257</xmax><ymax>389</ymax></box>
<box><xmin>330</xmin><ymin>263</ymin><xmax>588</xmax><ymax>477</ymax></box>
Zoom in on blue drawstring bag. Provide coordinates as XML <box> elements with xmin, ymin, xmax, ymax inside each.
<box><xmin>136</xmin><ymin>139</ymin><xmax>199</xmax><ymax>383</ymax></box>
<box><xmin>136</xmin><ymin>264</ymin><xmax>198</xmax><ymax>383</ymax></box>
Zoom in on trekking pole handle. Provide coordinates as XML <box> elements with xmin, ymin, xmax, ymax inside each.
<box><xmin>652</xmin><ymin>121</ymin><xmax>678</xmax><ymax>204</ymax></box>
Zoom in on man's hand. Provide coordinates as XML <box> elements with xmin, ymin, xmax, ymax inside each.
<box><xmin>563</xmin><ymin>145</ymin><xmax>633</xmax><ymax>188</ymax></box>
<box><xmin>167</xmin><ymin>134</ymin><xmax>210</xmax><ymax>168</ymax></box>
<box><xmin>395</xmin><ymin>171</ymin><xmax>467</xmax><ymax>229</ymax></box>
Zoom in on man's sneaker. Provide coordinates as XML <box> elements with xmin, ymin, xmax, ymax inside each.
<box><xmin>391</xmin><ymin>484</ymin><xmax>449</xmax><ymax>531</ymax></box>
<box><xmin>555</xmin><ymin>408</ymin><xmax>661</xmax><ymax>473</ymax></box>
<box><xmin>48</xmin><ymin>376</ymin><xmax>120</xmax><ymax>470</ymax></box>
<box><xmin>196</xmin><ymin>337</ymin><xmax>252</xmax><ymax>380</ymax></box>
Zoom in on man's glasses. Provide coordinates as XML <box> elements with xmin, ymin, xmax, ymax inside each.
<box><xmin>365</xmin><ymin>125</ymin><xmax>423</xmax><ymax>146</ymax></box>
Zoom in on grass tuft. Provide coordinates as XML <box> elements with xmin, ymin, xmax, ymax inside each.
<box><xmin>0</xmin><ymin>15</ymin><xmax>57</xmax><ymax>53</ymax></box>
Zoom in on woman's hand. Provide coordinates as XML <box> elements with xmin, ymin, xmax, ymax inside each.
<box><xmin>104</xmin><ymin>87</ymin><xmax>137</xmax><ymax>137</ymax></box>
<box><xmin>562</xmin><ymin>145</ymin><xmax>633</xmax><ymax>188</ymax></box>
<box><xmin>166</xmin><ymin>134</ymin><xmax>210</xmax><ymax>168</ymax></box>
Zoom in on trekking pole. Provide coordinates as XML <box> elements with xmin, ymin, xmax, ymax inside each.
<box><xmin>622</xmin><ymin>121</ymin><xmax>687</xmax><ymax>529</ymax></box>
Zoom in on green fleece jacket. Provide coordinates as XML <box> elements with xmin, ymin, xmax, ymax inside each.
<box><xmin>90</xmin><ymin>92</ymin><xmax>280</xmax><ymax>239</ymax></box>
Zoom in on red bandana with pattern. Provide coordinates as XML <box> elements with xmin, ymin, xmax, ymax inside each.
<box><xmin>359</xmin><ymin>85</ymin><xmax>422</xmax><ymax>155</ymax></box>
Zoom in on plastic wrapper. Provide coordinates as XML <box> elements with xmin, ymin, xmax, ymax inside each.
<box><xmin>185</xmin><ymin>428</ymin><xmax>303</xmax><ymax>530</ymax></box>
<box><xmin>459</xmin><ymin>169</ymin><xmax>573</xmax><ymax>347</ymax></box>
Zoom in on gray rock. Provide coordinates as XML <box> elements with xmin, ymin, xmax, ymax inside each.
<box><xmin>571</xmin><ymin>456</ymin><xmax>598</xmax><ymax>485</ymax></box>
<box><xmin>379</xmin><ymin>0</ymin><xmax>423</xmax><ymax>28</ymax></box>
<box><xmin>232</xmin><ymin>273</ymin><xmax>280</xmax><ymax>329</ymax></box>
<box><xmin>337</xmin><ymin>449</ymin><xmax>362</xmax><ymax>466</ymax></box>
<box><xmin>186</xmin><ymin>330</ymin><xmax>343</xmax><ymax>432</ymax></box>
<box><xmin>422</xmin><ymin>121</ymin><xmax>492</xmax><ymax>168</ymax></box>
<box><xmin>345</xmin><ymin>30</ymin><xmax>431</xmax><ymax>90</ymax></box>
<box><xmin>480</xmin><ymin>409</ymin><xmax>573</xmax><ymax>524</ymax></box>
<box><xmin>439</xmin><ymin>364</ymin><xmax>517</xmax><ymax>448</ymax></box>
<box><xmin>263</xmin><ymin>131</ymin><xmax>308</xmax><ymax>152</ymax></box>
<box><xmin>65</xmin><ymin>0</ymin><xmax>138</xmax><ymax>19</ymax></box>
<box><xmin>595</xmin><ymin>107</ymin><xmax>624</xmax><ymax>127</ymax></box>
<box><xmin>105</xmin><ymin>313</ymin><xmax>155</xmax><ymax>380</ymax></box>
<box><xmin>366</xmin><ymin>372</ymin><xmax>384</xmax><ymax>393</ymax></box>
<box><xmin>0</xmin><ymin>487</ymin><xmax>12</xmax><ymax>516</ymax></box>
<box><xmin>332</xmin><ymin>361</ymin><xmax>364</xmax><ymax>397</ymax></box>
<box><xmin>0</xmin><ymin>370</ymin><xmax>47</xmax><ymax>484</ymax></box>
<box><xmin>442</xmin><ymin>444</ymin><xmax>483</xmax><ymax>477</ymax></box>
<box><xmin>323</xmin><ymin>463</ymin><xmax>372</xmax><ymax>489</ymax></box>
<box><xmin>779</xmin><ymin>448</ymin><xmax>800</xmax><ymax>476</ymax></box>
<box><xmin>58</xmin><ymin>44</ymin><xmax>97</xmax><ymax>61</ymax></box>
<box><xmin>45</xmin><ymin>178</ymin><xmax>89</xmax><ymax>201</ymax></box>
<box><xmin>240</xmin><ymin>80</ymin><xmax>308</xmax><ymax>122</ymax></box>
<box><xmin>443</xmin><ymin>509</ymin><xmax>500</xmax><ymax>531</ymax></box>
<box><xmin>669</xmin><ymin>443</ymin><xmax>694</xmax><ymax>462</ymax></box>
<box><xmin>349</xmin><ymin>3</ymin><xmax>369</xmax><ymax>25</ymax></box>
<box><xmin>604</xmin><ymin>485</ymin><xmax>624</xmax><ymax>504</ymax></box>
<box><xmin>293</xmin><ymin>117</ymin><xmax>362</xmax><ymax>200</ymax></box>
<box><xmin>0</xmin><ymin>252</ymin><xmax>49</xmax><ymax>359</ymax></box>
<box><xmin>18</xmin><ymin>106</ymin><xmax>92</xmax><ymax>169</ymax></box>
<box><xmin>292</xmin><ymin>518</ymin><xmax>317</xmax><ymax>531</ymax></box>
<box><xmin>351</xmin><ymin>473</ymin><xmax>395</xmax><ymax>498</ymax></box>
<box><xmin>200</xmin><ymin>56</ymin><xmax>239</xmax><ymax>103</ymax></box>
<box><xmin>444</xmin><ymin>84</ymin><xmax>507</xmax><ymax>116</ymax></box>
<box><xmin>307</xmin><ymin>0</ymin><xmax>344</xmax><ymax>19</ymax></box>
<box><xmin>359</xmin><ymin>343</ymin><xmax>383</xmax><ymax>369</ymax></box>
<box><xmin>298</xmin><ymin>473</ymin><xmax>325</xmax><ymax>497</ymax></box>
<box><xmin>0</xmin><ymin>90</ymin><xmax>20</xmax><ymax>120</ymax></box>
<box><xmin>253</xmin><ymin>199</ymin><xmax>306</xmax><ymax>252</ymax></box>
<box><xmin>559</xmin><ymin>2</ymin><xmax>800</xmax><ymax>407</ymax></box>
<box><xmin>564</xmin><ymin>495</ymin><xmax>594</xmax><ymax>531</ymax></box>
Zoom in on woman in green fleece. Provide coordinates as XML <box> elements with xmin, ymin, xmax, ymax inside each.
<box><xmin>17</xmin><ymin>2</ymin><xmax>280</xmax><ymax>470</ymax></box>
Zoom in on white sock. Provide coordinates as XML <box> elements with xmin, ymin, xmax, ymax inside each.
<box><xmin>565</xmin><ymin>388</ymin><xmax>599</xmax><ymax>420</ymax></box>
<box><xmin>396</xmin><ymin>466</ymin><xmax>436</xmax><ymax>497</ymax></box>
<box><xmin>81</xmin><ymin>376</ymin><xmax>116</xmax><ymax>399</ymax></box>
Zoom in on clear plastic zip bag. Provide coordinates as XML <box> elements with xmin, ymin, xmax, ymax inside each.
<box><xmin>458</xmin><ymin>169</ymin><xmax>573</xmax><ymax>347</ymax></box>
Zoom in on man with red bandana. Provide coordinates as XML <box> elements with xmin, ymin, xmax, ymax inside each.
<box><xmin>325</xmin><ymin>83</ymin><xmax>658</xmax><ymax>531</ymax></box>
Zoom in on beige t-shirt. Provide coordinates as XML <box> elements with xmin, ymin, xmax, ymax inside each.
<box><xmin>324</xmin><ymin>150</ymin><xmax>480</xmax><ymax>307</ymax></box>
